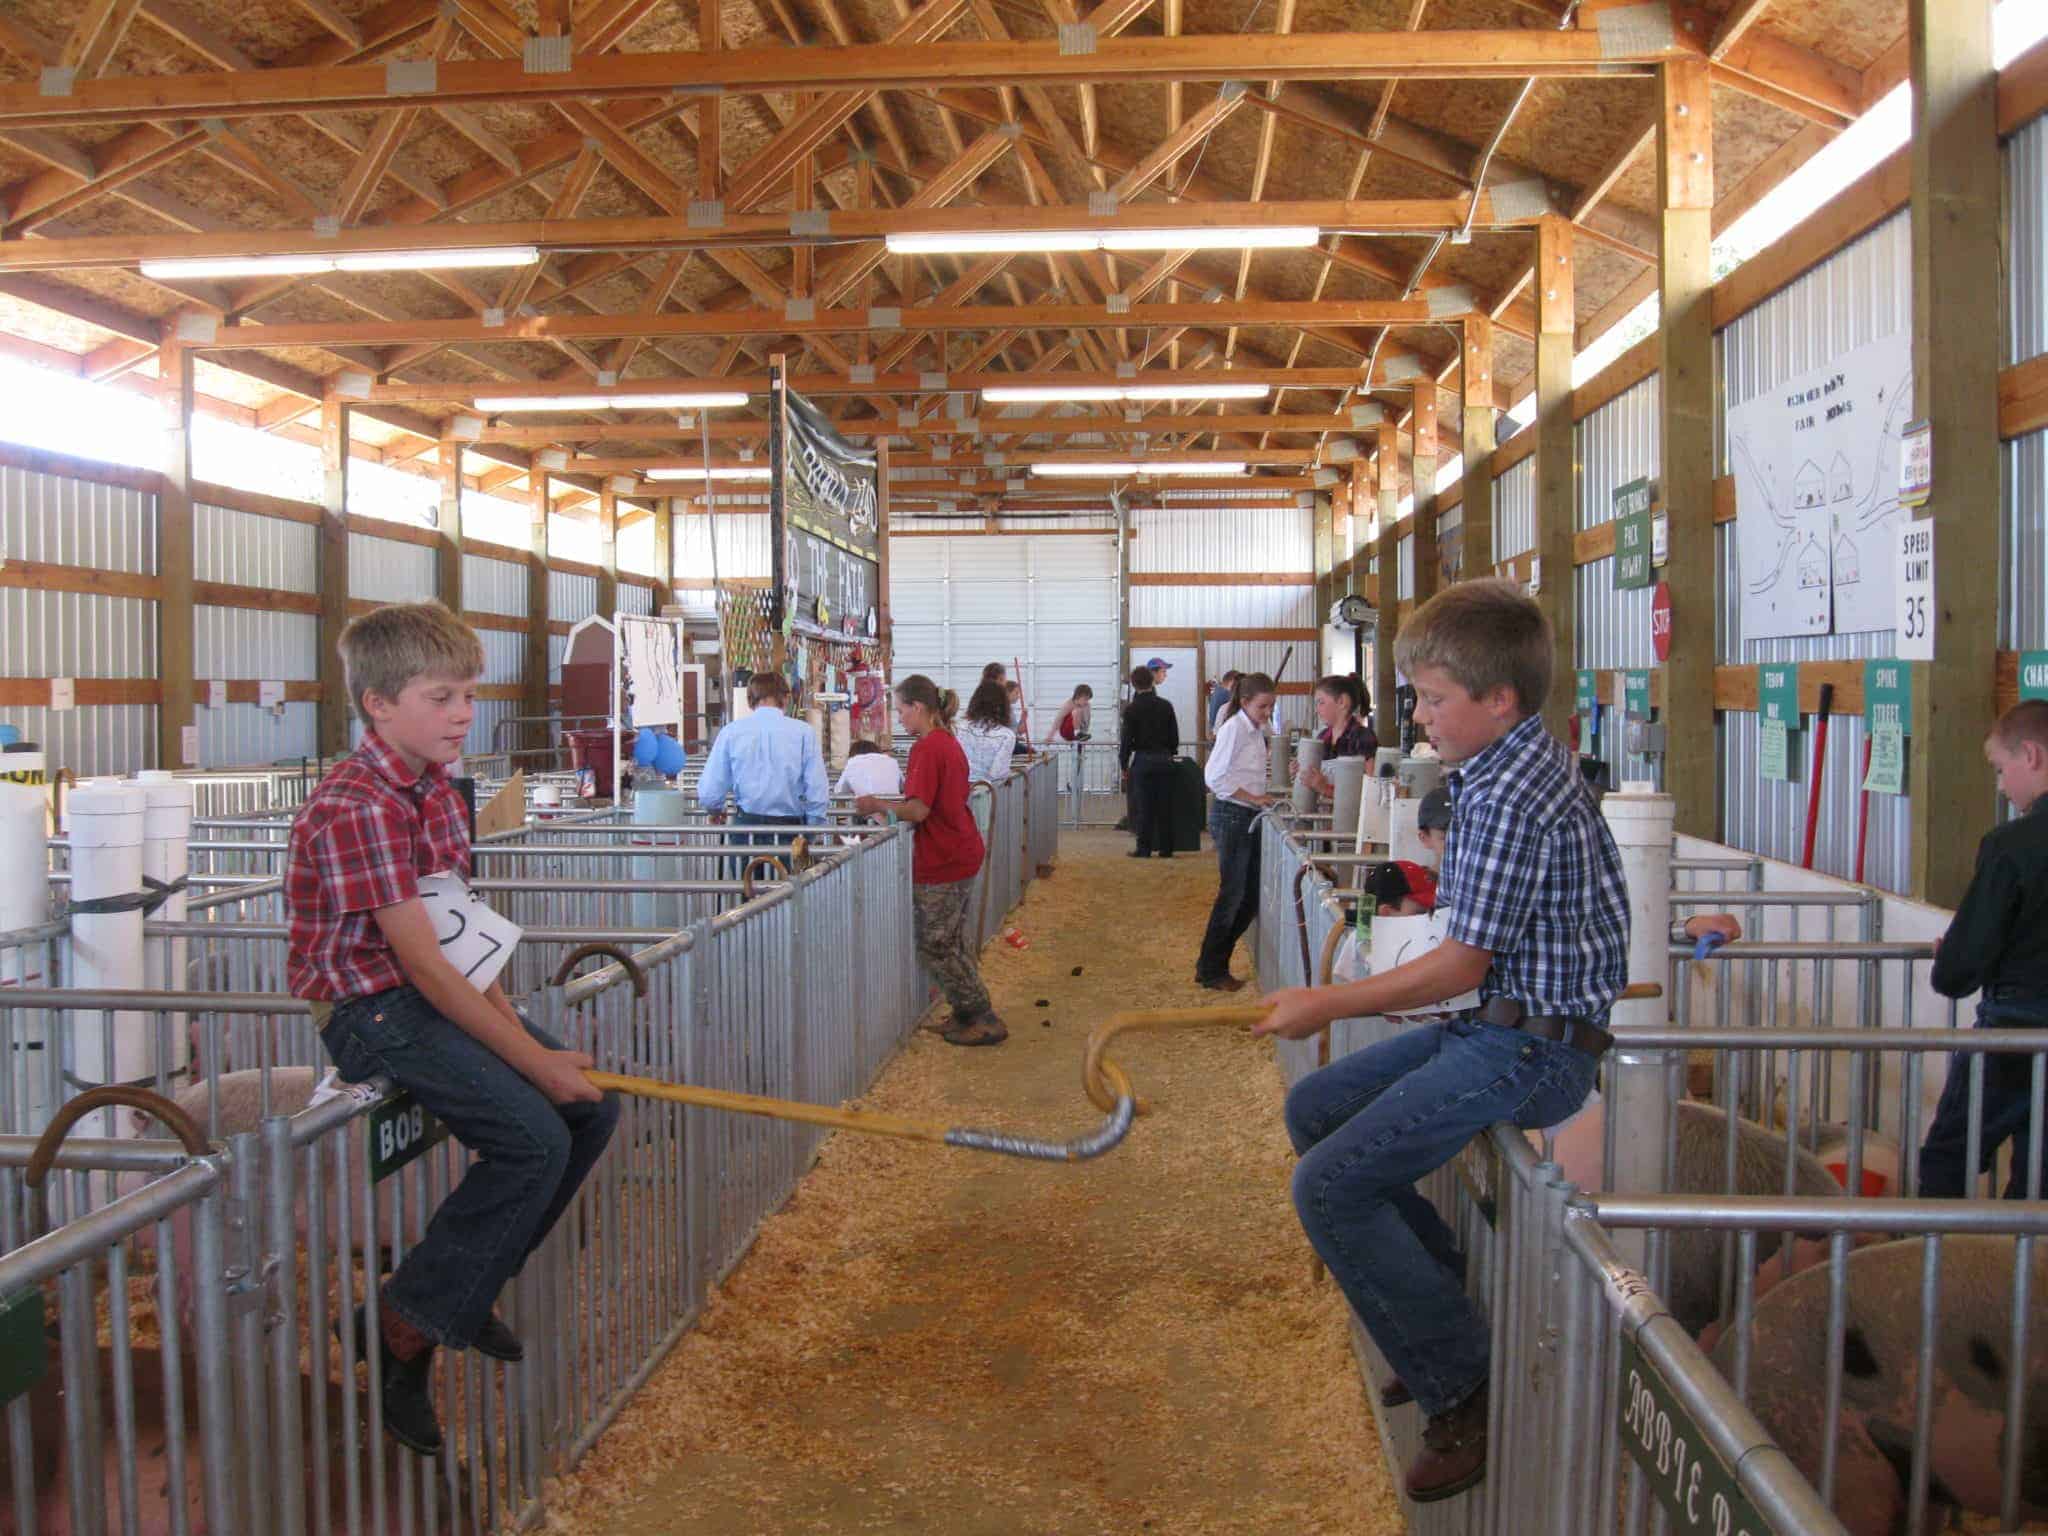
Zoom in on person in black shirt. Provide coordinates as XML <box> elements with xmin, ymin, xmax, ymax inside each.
<box><xmin>1120</xmin><ymin>664</ymin><xmax>1181</xmax><ymax>858</ymax></box>
<box><xmin>1920</xmin><ymin>699</ymin><xmax>2048</xmax><ymax>1198</ymax></box>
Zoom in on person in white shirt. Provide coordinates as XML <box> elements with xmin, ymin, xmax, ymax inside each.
<box><xmin>956</xmin><ymin>679</ymin><xmax>1018</xmax><ymax>784</ymax></box>
<box><xmin>834</xmin><ymin>739</ymin><xmax>903</xmax><ymax>801</ymax></box>
<box><xmin>1196</xmin><ymin>671</ymin><xmax>1278</xmax><ymax>991</ymax></box>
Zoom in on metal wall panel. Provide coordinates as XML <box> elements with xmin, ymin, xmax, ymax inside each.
<box><xmin>549</xmin><ymin>568</ymin><xmax>599</xmax><ymax>624</ymax></box>
<box><xmin>1571</xmin><ymin>376</ymin><xmax>1665</xmax><ymax>786</ymax></box>
<box><xmin>0</xmin><ymin>705</ymin><xmax>155</xmax><ymax>778</ymax></box>
<box><xmin>2010</xmin><ymin>110</ymin><xmax>2048</xmax><ymax>367</ymax></box>
<box><xmin>1714</xmin><ymin>212</ymin><xmax>1912</xmax><ymax>887</ymax></box>
<box><xmin>675</xmin><ymin>511</ymin><xmax>771</xmax><ymax>579</ymax></box>
<box><xmin>480</xmin><ymin>628</ymin><xmax>523</xmax><ymax>685</ymax></box>
<box><xmin>194</xmin><ymin>504</ymin><xmax>316</xmax><ymax>589</ymax></box>
<box><xmin>617</xmin><ymin>582</ymin><xmax>655</xmax><ymax>617</ymax></box>
<box><xmin>197</xmin><ymin>703</ymin><xmax>317</xmax><ymax>768</ymax></box>
<box><xmin>1203</xmin><ymin>639</ymin><xmax>1312</xmax><ymax>735</ymax></box>
<box><xmin>1131</xmin><ymin>505</ymin><xmax>1310</xmax><ymax>571</ymax></box>
<box><xmin>0</xmin><ymin>590</ymin><xmax>155</xmax><ymax>676</ymax></box>
<box><xmin>1579</xmin><ymin>376</ymin><xmax>1661</xmax><ymax>532</ymax></box>
<box><xmin>1129</xmin><ymin>585</ymin><xmax>1313</xmax><ymax>628</ymax></box>
<box><xmin>1398</xmin><ymin>533</ymin><xmax>1415</xmax><ymax>599</ymax></box>
<box><xmin>350</xmin><ymin>533</ymin><xmax>435</xmax><ymax>604</ymax></box>
<box><xmin>2007</xmin><ymin>429</ymin><xmax>2048</xmax><ymax>649</ymax></box>
<box><xmin>468</xmin><ymin>698</ymin><xmax>519</xmax><ymax>761</ymax></box>
<box><xmin>0</xmin><ymin>467</ymin><xmax>155</xmax><ymax>573</ymax></box>
<box><xmin>1493</xmin><ymin>456</ymin><xmax>1536</xmax><ymax>561</ymax></box>
<box><xmin>463</xmin><ymin>554</ymin><xmax>527</xmax><ymax>617</ymax></box>
<box><xmin>194</xmin><ymin>606</ymin><xmax>317</xmax><ymax>679</ymax></box>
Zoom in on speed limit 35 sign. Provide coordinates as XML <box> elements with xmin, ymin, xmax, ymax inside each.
<box><xmin>1895</xmin><ymin>520</ymin><xmax>1934</xmax><ymax>660</ymax></box>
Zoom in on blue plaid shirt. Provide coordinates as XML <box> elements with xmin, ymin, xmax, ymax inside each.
<box><xmin>1438</xmin><ymin>714</ymin><xmax>1629</xmax><ymax>1023</ymax></box>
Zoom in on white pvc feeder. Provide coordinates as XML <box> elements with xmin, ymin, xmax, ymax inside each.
<box><xmin>66</xmin><ymin>779</ymin><xmax>149</xmax><ymax>1130</ymax></box>
<box><xmin>1600</xmin><ymin>779</ymin><xmax>1677</xmax><ymax>1254</ymax></box>
<box><xmin>631</xmin><ymin>787</ymin><xmax>688</xmax><ymax>933</ymax></box>
<box><xmin>1290</xmin><ymin>738</ymin><xmax>1326</xmax><ymax>815</ymax></box>
<box><xmin>136</xmin><ymin>771</ymin><xmax>194</xmax><ymax>1085</ymax></box>
<box><xmin>0</xmin><ymin>745</ymin><xmax>52</xmax><ymax>1131</ymax></box>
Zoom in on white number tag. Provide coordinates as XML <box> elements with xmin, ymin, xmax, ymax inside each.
<box><xmin>416</xmin><ymin>871</ymin><xmax>522</xmax><ymax>993</ymax></box>
<box><xmin>1368</xmin><ymin>912</ymin><xmax>1482</xmax><ymax>1020</ymax></box>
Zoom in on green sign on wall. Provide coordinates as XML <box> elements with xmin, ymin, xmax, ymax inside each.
<box><xmin>1863</xmin><ymin>658</ymin><xmax>1913</xmax><ymax>736</ymax></box>
<box><xmin>2022</xmin><ymin>651</ymin><xmax>2048</xmax><ymax>702</ymax></box>
<box><xmin>1758</xmin><ymin>664</ymin><xmax>1801</xmax><ymax>729</ymax></box>
<box><xmin>1624</xmin><ymin>669</ymin><xmax>1653</xmax><ymax>718</ymax></box>
<box><xmin>1619</xmin><ymin>1333</ymin><xmax>1780</xmax><ymax>1536</ymax></box>
<box><xmin>1576</xmin><ymin>669</ymin><xmax>1599</xmax><ymax>714</ymax></box>
<box><xmin>1614</xmin><ymin>479</ymin><xmax>1655</xmax><ymax>591</ymax></box>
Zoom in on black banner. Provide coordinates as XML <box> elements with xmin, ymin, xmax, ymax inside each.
<box><xmin>769</xmin><ymin>362</ymin><xmax>881</xmax><ymax>641</ymax></box>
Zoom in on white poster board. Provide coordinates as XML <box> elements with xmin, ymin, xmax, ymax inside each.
<box><xmin>417</xmin><ymin>871</ymin><xmax>522</xmax><ymax>992</ymax></box>
<box><xmin>1368</xmin><ymin>911</ymin><xmax>1481</xmax><ymax>1020</ymax></box>
<box><xmin>618</xmin><ymin>614</ymin><xmax>685</xmax><ymax>727</ymax></box>
<box><xmin>1728</xmin><ymin>330</ymin><xmax>1913</xmax><ymax>640</ymax></box>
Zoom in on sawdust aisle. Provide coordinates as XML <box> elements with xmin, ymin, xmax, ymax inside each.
<box><xmin>544</xmin><ymin>829</ymin><xmax>1400</xmax><ymax>1536</ymax></box>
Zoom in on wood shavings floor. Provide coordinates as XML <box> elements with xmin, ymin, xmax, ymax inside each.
<box><xmin>540</xmin><ymin>829</ymin><xmax>1401</xmax><ymax>1535</ymax></box>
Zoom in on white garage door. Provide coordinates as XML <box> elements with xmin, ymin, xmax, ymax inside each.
<box><xmin>888</xmin><ymin>535</ymin><xmax>1120</xmax><ymax>738</ymax></box>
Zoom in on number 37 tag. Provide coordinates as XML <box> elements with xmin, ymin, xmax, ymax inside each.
<box><xmin>416</xmin><ymin>871</ymin><xmax>522</xmax><ymax>993</ymax></box>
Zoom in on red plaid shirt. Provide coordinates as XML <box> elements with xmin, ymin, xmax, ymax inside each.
<box><xmin>286</xmin><ymin>732</ymin><xmax>471</xmax><ymax>1001</ymax></box>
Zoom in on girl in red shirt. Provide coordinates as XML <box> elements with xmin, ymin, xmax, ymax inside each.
<box><xmin>854</xmin><ymin>675</ymin><xmax>1007</xmax><ymax>1046</ymax></box>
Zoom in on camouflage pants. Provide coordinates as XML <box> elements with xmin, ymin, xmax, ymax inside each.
<box><xmin>912</xmin><ymin>876</ymin><xmax>991</xmax><ymax>1022</ymax></box>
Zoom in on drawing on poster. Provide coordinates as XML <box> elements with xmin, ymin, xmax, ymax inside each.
<box><xmin>1729</xmin><ymin>328</ymin><xmax>1912</xmax><ymax>641</ymax></box>
<box><xmin>619</xmin><ymin>615</ymin><xmax>684</xmax><ymax>726</ymax></box>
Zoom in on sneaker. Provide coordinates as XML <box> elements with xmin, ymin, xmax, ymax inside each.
<box><xmin>1405</xmin><ymin>1384</ymin><xmax>1487</xmax><ymax>1502</ymax></box>
<box><xmin>1196</xmin><ymin>975</ymin><xmax>1247</xmax><ymax>993</ymax></box>
<box><xmin>470</xmin><ymin>1311</ymin><xmax>524</xmax><ymax>1363</ymax></box>
<box><xmin>941</xmin><ymin>1013</ymin><xmax>1009</xmax><ymax>1047</ymax></box>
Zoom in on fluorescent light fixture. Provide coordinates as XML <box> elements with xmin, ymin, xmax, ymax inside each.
<box><xmin>645</xmin><ymin>466</ymin><xmax>773</xmax><ymax>481</ymax></box>
<box><xmin>141</xmin><ymin>246</ymin><xmax>539</xmax><ymax>281</ymax></box>
<box><xmin>884</xmin><ymin>226</ymin><xmax>1317</xmax><ymax>256</ymax></box>
<box><xmin>474</xmin><ymin>392</ymin><xmax>750</xmax><ymax>412</ymax></box>
<box><xmin>1031</xmin><ymin>461</ymin><xmax>1249</xmax><ymax>477</ymax></box>
<box><xmin>982</xmin><ymin>383</ymin><xmax>1270</xmax><ymax>405</ymax></box>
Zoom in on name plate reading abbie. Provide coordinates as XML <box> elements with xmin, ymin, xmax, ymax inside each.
<box><xmin>1619</xmin><ymin>1332</ymin><xmax>1780</xmax><ymax>1536</ymax></box>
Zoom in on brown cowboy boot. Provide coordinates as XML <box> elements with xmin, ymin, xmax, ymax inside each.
<box><xmin>1404</xmin><ymin>1383</ymin><xmax>1487</xmax><ymax>1503</ymax></box>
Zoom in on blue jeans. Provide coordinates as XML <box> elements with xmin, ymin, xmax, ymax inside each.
<box><xmin>730</xmin><ymin>811</ymin><xmax>804</xmax><ymax>882</ymax></box>
<box><xmin>1918</xmin><ymin>995</ymin><xmax>2048</xmax><ymax>1198</ymax></box>
<box><xmin>1196</xmin><ymin>800</ymin><xmax>1261</xmax><ymax>982</ymax></box>
<box><xmin>1284</xmin><ymin>1017</ymin><xmax>1598</xmax><ymax>1418</ymax></box>
<box><xmin>321</xmin><ymin>986</ymin><xmax>621</xmax><ymax>1347</ymax></box>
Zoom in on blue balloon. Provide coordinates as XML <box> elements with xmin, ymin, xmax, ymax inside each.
<box><xmin>0</xmin><ymin>724</ymin><xmax>17</xmax><ymax>748</ymax></box>
<box><xmin>632</xmin><ymin>728</ymin><xmax>660</xmax><ymax>766</ymax></box>
<box><xmin>654</xmin><ymin>734</ymin><xmax>687</xmax><ymax>777</ymax></box>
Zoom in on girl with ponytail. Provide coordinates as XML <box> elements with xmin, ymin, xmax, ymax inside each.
<box><xmin>1297</xmin><ymin>673</ymin><xmax>1378</xmax><ymax>799</ymax></box>
<box><xmin>1197</xmin><ymin>670</ymin><xmax>1279</xmax><ymax>990</ymax></box>
<box><xmin>853</xmin><ymin>674</ymin><xmax>1007</xmax><ymax>1046</ymax></box>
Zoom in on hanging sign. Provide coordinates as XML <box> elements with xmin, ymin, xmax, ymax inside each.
<box><xmin>1624</xmin><ymin>669</ymin><xmax>1653</xmax><ymax>718</ymax></box>
<box><xmin>769</xmin><ymin>361</ymin><xmax>881</xmax><ymax>644</ymax></box>
<box><xmin>1576</xmin><ymin>670</ymin><xmax>1599</xmax><ymax>715</ymax></box>
<box><xmin>1651</xmin><ymin>513</ymin><xmax>1669</xmax><ymax>568</ymax></box>
<box><xmin>1895</xmin><ymin>520</ymin><xmax>1934</xmax><ymax>661</ymax></box>
<box><xmin>1614</xmin><ymin>479</ymin><xmax>1655</xmax><ymax>591</ymax></box>
<box><xmin>1758</xmin><ymin>664</ymin><xmax>1801</xmax><ymax>730</ymax></box>
<box><xmin>1650</xmin><ymin>582</ymin><xmax>1673</xmax><ymax>662</ymax></box>
<box><xmin>1863</xmin><ymin>658</ymin><xmax>1912</xmax><ymax>738</ymax></box>
<box><xmin>1760</xmin><ymin>719</ymin><xmax>1792</xmax><ymax>782</ymax></box>
<box><xmin>1897</xmin><ymin>419</ymin><xmax>1932</xmax><ymax>508</ymax></box>
<box><xmin>1863</xmin><ymin>725</ymin><xmax>1905</xmax><ymax>795</ymax></box>
<box><xmin>48</xmin><ymin>678</ymin><xmax>74</xmax><ymax>712</ymax></box>
<box><xmin>2020</xmin><ymin>651</ymin><xmax>2048</xmax><ymax>702</ymax></box>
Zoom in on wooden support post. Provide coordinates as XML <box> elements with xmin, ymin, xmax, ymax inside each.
<box><xmin>596</xmin><ymin>482</ymin><xmax>619</xmax><ymax>620</ymax></box>
<box><xmin>1907</xmin><ymin>0</ymin><xmax>2000</xmax><ymax>904</ymax></box>
<box><xmin>654</xmin><ymin>495</ymin><xmax>675</xmax><ymax>606</ymax></box>
<box><xmin>1349</xmin><ymin>461</ymin><xmax>1373</xmax><ymax>602</ymax></box>
<box><xmin>318</xmin><ymin>395</ymin><xmax>350</xmax><ymax>759</ymax></box>
<box><xmin>436</xmin><ymin>436</ymin><xmax>463</xmax><ymax>615</ymax></box>
<box><xmin>157</xmin><ymin>338</ymin><xmax>195</xmax><ymax>771</ymax></box>
<box><xmin>1410</xmin><ymin>387</ymin><xmax>1439</xmax><ymax>609</ymax></box>
<box><xmin>1373</xmin><ymin>431</ymin><xmax>1399</xmax><ymax>740</ymax></box>
<box><xmin>526</xmin><ymin>458</ymin><xmax>551</xmax><ymax>751</ymax></box>
<box><xmin>1660</xmin><ymin>58</ymin><xmax>1718</xmax><ymax>837</ymax></box>
<box><xmin>1461</xmin><ymin>317</ymin><xmax>1495</xmax><ymax>579</ymax></box>
<box><xmin>1535</xmin><ymin>213</ymin><xmax>1576</xmax><ymax>742</ymax></box>
<box><xmin>875</xmin><ymin>438</ymin><xmax>892</xmax><ymax>642</ymax></box>
<box><xmin>1312</xmin><ymin>490</ymin><xmax>1333</xmax><ymax>634</ymax></box>
<box><xmin>697</xmin><ymin>0</ymin><xmax>721</xmax><ymax>206</ymax></box>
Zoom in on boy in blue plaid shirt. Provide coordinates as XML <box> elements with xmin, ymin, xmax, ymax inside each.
<box><xmin>1258</xmin><ymin>579</ymin><xmax>1629</xmax><ymax>1503</ymax></box>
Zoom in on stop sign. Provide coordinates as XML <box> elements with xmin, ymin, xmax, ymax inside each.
<box><xmin>1650</xmin><ymin>580</ymin><xmax>1673</xmax><ymax>662</ymax></box>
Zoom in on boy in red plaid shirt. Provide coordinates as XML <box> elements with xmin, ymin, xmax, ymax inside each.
<box><xmin>288</xmin><ymin>602</ymin><xmax>618</xmax><ymax>1455</ymax></box>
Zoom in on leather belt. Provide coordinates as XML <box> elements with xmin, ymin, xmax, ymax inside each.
<box><xmin>1474</xmin><ymin>995</ymin><xmax>1614</xmax><ymax>1058</ymax></box>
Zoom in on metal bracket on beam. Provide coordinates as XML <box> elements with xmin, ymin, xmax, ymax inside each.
<box><xmin>1057</xmin><ymin>22</ymin><xmax>1097</xmax><ymax>54</ymax></box>
<box><xmin>687</xmin><ymin>200</ymin><xmax>725</xmax><ymax>229</ymax></box>
<box><xmin>1218</xmin><ymin>80</ymin><xmax>1248</xmax><ymax>102</ymax></box>
<box><xmin>1596</xmin><ymin>3</ymin><xmax>1678</xmax><ymax>57</ymax></box>
<box><xmin>919</xmin><ymin>371</ymin><xmax>948</xmax><ymax>390</ymax></box>
<box><xmin>1116</xmin><ymin>361</ymin><xmax>1137</xmax><ymax>380</ymax></box>
<box><xmin>312</xmin><ymin>215</ymin><xmax>341</xmax><ymax>239</ymax></box>
<box><xmin>673</xmin><ymin>82</ymin><xmax>723</xmax><ymax>97</ymax></box>
<box><xmin>482</xmin><ymin>307</ymin><xmax>506</xmax><ymax>327</ymax></box>
<box><xmin>849</xmin><ymin>364</ymin><xmax>876</xmax><ymax>384</ymax></box>
<box><xmin>1314</xmin><ymin>468</ymin><xmax>1341</xmax><ymax>488</ymax></box>
<box><xmin>786</xmin><ymin>297</ymin><xmax>816</xmax><ymax>322</ymax></box>
<box><xmin>1328</xmin><ymin>437</ymin><xmax>1359</xmax><ymax>462</ymax></box>
<box><xmin>539</xmin><ymin>450</ymin><xmax>570</xmax><ymax>470</ymax></box>
<box><xmin>790</xmin><ymin>209</ymin><xmax>830</xmax><ymax>237</ymax></box>
<box><xmin>869</xmin><ymin>308</ymin><xmax>902</xmax><ymax>331</ymax></box>
<box><xmin>334</xmin><ymin>371</ymin><xmax>373</xmax><ymax>400</ymax></box>
<box><xmin>997</xmin><ymin>121</ymin><xmax>1024</xmax><ymax>139</ymax></box>
<box><xmin>947</xmin><ymin>395</ymin><xmax>970</xmax><ymax>419</ymax></box>
<box><xmin>1350</xmin><ymin>403</ymin><xmax>1386</xmax><ymax>427</ymax></box>
<box><xmin>983</xmin><ymin>452</ymin><xmax>1007</xmax><ymax>467</ymax></box>
<box><xmin>1106</xmin><ymin>293</ymin><xmax>1131</xmax><ymax>315</ymax></box>
<box><xmin>173</xmin><ymin>313</ymin><xmax>219</xmax><ymax>344</ymax></box>
<box><xmin>1487</xmin><ymin>178</ymin><xmax>1555</xmax><ymax>224</ymax></box>
<box><xmin>524</xmin><ymin>34</ymin><xmax>572</xmax><ymax>73</ymax></box>
<box><xmin>385</xmin><ymin>59</ymin><xmax>437</xmax><ymax>96</ymax></box>
<box><xmin>1385</xmin><ymin>354</ymin><xmax>1424</xmax><ymax>383</ymax></box>
<box><xmin>674</xmin><ymin>413</ymin><xmax>696</xmax><ymax>430</ymax></box>
<box><xmin>1089</xmin><ymin>190</ymin><xmax>1118</xmax><ymax>217</ymax></box>
<box><xmin>897</xmin><ymin>410</ymin><xmax>919</xmax><ymax>429</ymax></box>
<box><xmin>597</xmin><ymin>370</ymin><xmax>619</xmax><ymax>387</ymax></box>
<box><xmin>38</xmin><ymin>68</ymin><xmax>74</xmax><ymax>98</ymax></box>
<box><xmin>1425</xmin><ymin>284</ymin><xmax>1476</xmax><ymax>319</ymax></box>
<box><xmin>932</xmin><ymin>445</ymin><xmax>952</xmax><ymax>462</ymax></box>
<box><xmin>610</xmin><ymin>475</ymin><xmax>637</xmax><ymax>493</ymax></box>
<box><xmin>449</xmin><ymin>415</ymin><xmax>483</xmax><ymax>441</ymax></box>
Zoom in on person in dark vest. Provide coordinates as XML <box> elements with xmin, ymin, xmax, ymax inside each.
<box><xmin>1119</xmin><ymin>665</ymin><xmax>1180</xmax><ymax>859</ymax></box>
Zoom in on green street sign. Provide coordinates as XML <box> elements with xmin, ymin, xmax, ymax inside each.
<box><xmin>2022</xmin><ymin>651</ymin><xmax>2048</xmax><ymax>702</ymax></box>
<box><xmin>1862</xmin><ymin>658</ymin><xmax>1913</xmax><ymax>737</ymax></box>
<box><xmin>367</xmin><ymin>1092</ymin><xmax>450</xmax><ymax>1184</ymax></box>
<box><xmin>0</xmin><ymin>1288</ymin><xmax>47</xmax><ymax>1407</ymax></box>
<box><xmin>1619</xmin><ymin>1332</ymin><xmax>1781</xmax><ymax>1536</ymax></box>
<box><xmin>1576</xmin><ymin>669</ymin><xmax>1598</xmax><ymax>714</ymax></box>
<box><xmin>1758</xmin><ymin>664</ymin><xmax>1801</xmax><ymax>728</ymax></box>
<box><xmin>1624</xmin><ymin>669</ymin><xmax>1653</xmax><ymax>718</ymax></box>
<box><xmin>1614</xmin><ymin>478</ymin><xmax>1655</xmax><ymax>591</ymax></box>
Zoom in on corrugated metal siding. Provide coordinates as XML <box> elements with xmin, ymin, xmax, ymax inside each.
<box><xmin>193</xmin><ymin>605</ymin><xmax>320</xmax><ymax>766</ymax></box>
<box><xmin>2008</xmin><ymin>430</ymin><xmax>2048</xmax><ymax>649</ymax></box>
<box><xmin>350</xmin><ymin>533</ymin><xmax>435</xmax><ymax>603</ymax></box>
<box><xmin>672</xmin><ymin>511</ymin><xmax>770</xmax><ymax>620</ymax></box>
<box><xmin>1130</xmin><ymin>505</ymin><xmax>1309</xmax><ymax>571</ymax></box>
<box><xmin>0</xmin><ymin>706</ymin><xmax>155</xmax><ymax>779</ymax></box>
<box><xmin>549</xmin><ymin>568</ymin><xmax>599</xmax><ymax>624</ymax></box>
<box><xmin>464</xmin><ymin>554</ymin><xmax>527</xmax><ymax>617</ymax></box>
<box><xmin>1397</xmin><ymin>533</ymin><xmax>1415</xmax><ymax>599</ymax></box>
<box><xmin>1714</xmin><ymin>211</ymin><xmax>1912</xmax><ymax>888</ymax></box>
<box><xmin>468</xmin><ymin>700</ymin><xmax>520</xmax><ymax>761</ymax></box>
<box><xmin>1575</xmin><ymin>377</ymin><xmax>1664</xmax><ymax>787</ymax></box>
<box><xmin>1204</xmin><ymin>639</ymin><xmax>1312</xmax><ymax>735</ymax></box>
<box><xmin>2010</xmin><ymin>110</ymin><xmax>2047</xmax><ymax>367</ymax></box>
<box><xmin>0</xmin><ymin>590</ymin><xmax>156</xmax><ymax>675</ymax></box>
<box><xmin>479</xmin><ymin>629</ymin><xmax>523</xmax><ymax>685</ymax></box>
<box><xmin>1493</xmin><ymin>457</ymin><xmax>1535</xmax><ymax>561</ymax></box>
<box><xmin>195</xmin><ymin>504</ymin><xmax>315</xmax><ymax>589</ymax></box>
<box><xmin>617</xmin><ymin>582</ymin><xmax>655</xmax><ymax>617</ymax></box>
<box><xmin>1129</xmin><ymin>586</ymin><xmax>1313</xmax><ymax>628</ymax></box>
<box><xmin>197</xmin><ymin>703</ymin><xmax>318</xmax><ymax>767</ymax></box>
<box><xmin>0</xmin><ymin>468</ymin><xmax>155</xmax><ymax>573</ymax></box>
